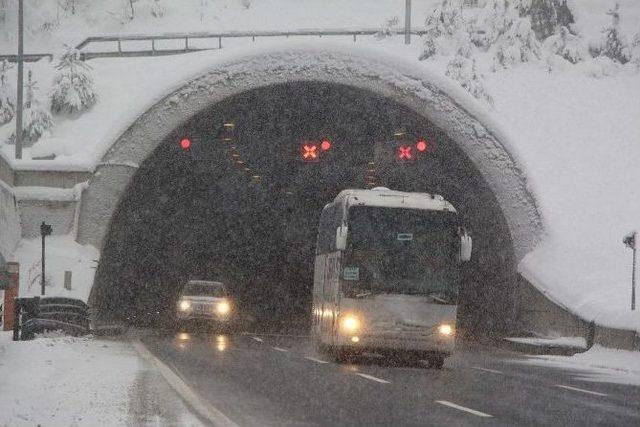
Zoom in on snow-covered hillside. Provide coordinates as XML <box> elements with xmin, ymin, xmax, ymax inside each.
<box><xmin>0</xmin><ymin>1</ymin><xmax>639</xmax><ymax>333</ymax></box>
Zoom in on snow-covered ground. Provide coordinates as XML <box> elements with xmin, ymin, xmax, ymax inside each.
<box><xmin>516</xmin><ymin>345</ymin><xmax>640</xmax><ymax>386</ymax></box>
<box><xmin>0</xmin><ymin>331</ymin><xmax>203</xmax><ymax>426</ymax></box>
<box><xmin>0</xmin><ymin>1</ymin><xmax>639</xmax><ymax>334</ymax></box>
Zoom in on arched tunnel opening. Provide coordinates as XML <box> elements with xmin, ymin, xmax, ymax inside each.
<box><xmin>91</xmin><ymin>81</ymin><xmax>518</xmax><ymax>337</ymax></box>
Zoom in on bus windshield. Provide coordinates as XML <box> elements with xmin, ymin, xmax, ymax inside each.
<box><xmin>182</xmin><ymin>281</ymin><xmax>226</xmax><ymax>297</ymax></box>
<box><xmin>343</xmin><ymin>206</ymin><xmax>460</xmax><ymax>303</ymax></box>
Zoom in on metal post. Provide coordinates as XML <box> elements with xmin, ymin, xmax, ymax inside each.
<box><xmin>404</xmin><ymin>0</ymin><xmax>411</xmax><ymax>45</ymax></box>
<box><xmin>632</xmin><ymin>243</ymin><xmax>637</xmax><ymax>311</ymax></box>
<box><xmin>41</xmin><ymin>231</ymin><xmax>45</xmax><ymax>296</ymax></box>
<box><xmin>15</xmin><ymin>0</ymin><xmax>24</xmax><ymax>159</ymax></box>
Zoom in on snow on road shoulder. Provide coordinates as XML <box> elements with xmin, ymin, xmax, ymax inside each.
<box><xmin>0</xmin><ymin>331</ymin><xmax>203</xmax><ymax>427</ymax></box>
<box><xmin>514</xmin><ymin>345</ymin><xmax>640</xmax><ymax>386</ymax></box>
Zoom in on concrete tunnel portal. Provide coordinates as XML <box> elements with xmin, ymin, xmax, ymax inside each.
<box><xmin>89</xmin><ymin>80</ymin><xmax>529</xmax><ymax>336</ymax></box>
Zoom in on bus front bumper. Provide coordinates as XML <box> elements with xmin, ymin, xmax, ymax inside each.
<box><xmin>335</xmin><ymin>332</ymin><xmax>455</xmax><ymax>355</ymax></box>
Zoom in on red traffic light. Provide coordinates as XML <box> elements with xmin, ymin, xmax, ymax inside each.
<box><xmin>416</xmin><ymin>139</ymin><xmax>427</xmax><ymax>152</ymax></box>
<box><xmin>180</xmin><ymin>138</ymin><xmax>191</xmax><ymax>150</ymax></box>
<box><xmin>321</xmin><ymin>139</ymin><xmax>331</xmax><ymax>151</ymax></box>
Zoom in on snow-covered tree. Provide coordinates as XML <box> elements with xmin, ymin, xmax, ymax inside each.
<box><xmin>600</xmin><ymin>3</ymin><xmax>631</xmax><ymax>64</ymax></box>
<box><xmin>528</xmin><ymin>0</ymin><xmax>557</xmax><ymax>40</ymax></box>
<box><xmin>50</xmin><ymin>48</ymin><xmax>97</xmax><ymax>114</ymax></box>
<box><xmin>376</xmin><ymin>16</ymin><xmax>399</xmax><ymax>39</ymax></box>
<box><xmin>544</xmin><ymin>26</ymin><xmax>587</xmax><ymax>64</ymax></box>
<box><xmin>470</xmin><ymin>0</ymin><xmax>519</xmax><ymax>49</ymax></box>
<box><xmin>493</xmin><ymin>17</ymin><xmax>542</xmax><ymax>68</ymax></box>
<box><xmin>554</xmin><ymin>0</ymin><xmax>574</xmax><ymax>30</ymax></box>
<box><xmin>632</xmin><ymin>31</ymin><xmax>640</xmax><ymax>68</ymax></box>
<box><xmin>240</xmin><ymin>0</ymin><xmax>252</xmax><ymax>9</ymax></box>
<box><xmin>446</xmin><ymin>48</ymin><xmax>493</xmax><ymax>104</ymax></box>
<box><xmin>420</xmin><ymin>0</ymin><xmax>469</xmax><ymax>60</ymax></box>
<box><xmin>151</xmin><ymin>0</ymin><xmax>166</xmax><ymax>18</ymax></box>
<box><xmin>0</xmin><ymin>60</ymin><xmax>14</xmax><ymax>125</ymax></box>
<box><xmin>9</xmin><ymin>71</ymin><xmax>52</xmax><ymax>144</ymax></box>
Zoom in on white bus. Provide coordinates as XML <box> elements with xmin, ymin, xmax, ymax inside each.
<box><xmin>311</xmin><ymin>188</ymin><xmax>472</xmax><ymax>368</ymax></box>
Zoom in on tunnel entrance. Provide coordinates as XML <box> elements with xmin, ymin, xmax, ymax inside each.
<box><xmin>92</xmin><ymin>81</ymin><xmax>518</xmax><ymax>336</ymax></box>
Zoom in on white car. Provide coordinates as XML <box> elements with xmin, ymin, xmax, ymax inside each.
<box><xmin>175</xmin><ymin>280</ymin><xmax>234</xmax><ymax>329</ymax></box>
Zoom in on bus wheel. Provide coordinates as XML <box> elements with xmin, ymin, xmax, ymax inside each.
<box><xmin>428</xmin><ymin>356</ymin><xmax>445</xmax><ymax>369</ymax></box>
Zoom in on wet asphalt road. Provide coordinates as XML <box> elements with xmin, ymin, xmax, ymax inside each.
<box><xmin>140</xmin><ymin>331</ymin><xmax>640</xmax><ymax>426</ymax></box>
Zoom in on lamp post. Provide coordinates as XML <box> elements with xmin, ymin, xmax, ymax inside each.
<box><xmin>40</xmin><ymin>222</ymin><xmax>52</xmax><ymax>296</ymax></box>
<box><xmin>404</xmin><ymin>0</ymin><xmax>412</xmax><ymax>45</ymax></box>
<box><xmin>15</xmin><ymin>0</ymin><xmax>24</xmax><ymax>159</ymax></box>
<box><xmin>623</xmin><ymin>231</ymin><xmax>637</xmax><ymax>311</ymax></box>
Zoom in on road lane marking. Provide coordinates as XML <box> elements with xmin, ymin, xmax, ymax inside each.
<box><xmin>472</xmin><ymin>367</ymin><xmax>503</xmax><ymax>374</ymax></box>
<box><xmin>355</xmin><ymin>373</ymin><xmax>390</xmax><ymax>384</ymax></box>
<box><xmin>305</xmin><ymin>356</ymin><xmax>329</xmax><ymax>364</ymax></box>
<box><xmin>132</xmin><ymin>340</ymin><xmax>239</xmax><ymax>427</ymax></box>
<box><xmin>251</xmin><ymin>336</ymin><xmax>264</xmax><ymax>342</ymax></box>
<box><xmin>556</xmin><ymin>385</ymin><xmax>608</xmax><ymax>397</ymax></box>
<box><xmin>435</xmin><ymin>400</ymin><xmax>493</xmax><ymax>418</ymax></box>
<box><xmin>272</xmin><ymin>346</ymin><xmax>289</xmax><ymax>352</ymax></box>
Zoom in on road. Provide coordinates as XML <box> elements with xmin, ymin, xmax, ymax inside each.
<box><xmin>140</xmin><ymin>331</ymin><xmax>640</xmax><ymax>426</ymax></box>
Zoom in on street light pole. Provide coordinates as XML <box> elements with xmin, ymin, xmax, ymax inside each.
<box><xmin>40</xmin><ymin>222</ymin><xmax>52</xmax><ymax>296</ymax></box>
<box><xmin>624</xmin><ymin>231</ymin><xmax>637</xmax><ymax>311</ymax></box>
<box><xmin>404</xmin><ymin>0</ymin><xmax>412</xmax><ymax>45</ymax></box>
<box><xmin>15</xmin><ymin>0</ymin><xmax>24</xmax><ymax>160</ymax></box>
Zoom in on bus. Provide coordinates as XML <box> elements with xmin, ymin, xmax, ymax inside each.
<box><xmin>311</xmin><ymin>188</ymin><xmax>472</xmax><ymax>368</ymax></box>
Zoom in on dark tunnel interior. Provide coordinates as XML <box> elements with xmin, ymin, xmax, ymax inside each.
<box><xmin>91</xmin><ymin>81</ymin><xmax>518</xmax><ymax>336</ymax></box>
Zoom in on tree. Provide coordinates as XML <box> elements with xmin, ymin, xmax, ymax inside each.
<box><xmin>446</xmin><ymin>48</ymin><xmax>493</xmax><ymax>104</ymax></box>
<box><xmin>527</xmin><ymin>0</ymin><xmax>557</xmax><ymax>40</ymax></box>
<box><xmin>0</xmin><ymin>60</ymin><xmax>14</xmax><ymax>125</ymax></box>
<box><xmin>10</xmin><ymin>71</ymin><xmax>52</xmax><ymax>144</ymax></box>
<box><xmin>376</xmin><ymin>16</ymin><xmax>399</xmax><ymax>39</ymax></box>
<box><xmin>420</xmin><ymin>0</ymin><xmax>468</xmax><ymax>60</ymax></box>
<box><xmin>600</xmin><ymin>3</ymin><xmax>631</xmax><ymax>64</ymax></box>
<box><xmin>471</xmin><ymin>0</ymin><xmax>519</xmax><ymax>49</ymax></box>
<box><xmin>493</xmin><ymin>17</ymin><xmax>541</xmax><ymax>68</ymax></box>
<box><xmin>50</xmin><ymin>48</ymin><xmax>97</xmax><ymax>114</ymax></box>
<box><xmin>151</xmin><ymin>0</ymin><xmax>165</xmax><ymax>18</ymax></box>
<box><xmin>544</xmin><ymin>26</ymin><xmax>587</xmax><ymax>64</ymax></box>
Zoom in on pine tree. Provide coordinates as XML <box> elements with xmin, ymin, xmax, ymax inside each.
<box><xmin>446</xmin><ymin>48</ymin><xmax>493</xmax><ymax>104</ymax></box>
<box><xmin>493</xmin><ymin>17</ymin><xmax>541</xmax><ymax>68</ymax></box>
<box><xmin>151</xmin><ymin>0</ymin><xmax>166</xmax><ymax>18</ymax></box>
<box><xmin>471</xmin><ymin>0</ymin><xmax>519</xmax><ymax>49</ymax></box>
<box><xmin>544</xmin><ymin>26</ymin><xmax>587</xmax><ymax>64</ymax></box>
<box><xmin>601</xmin><ymin>3</ymin><xmax>631</xmax><ymax>64</ymax></box>
<box><xmin>420</xmin><ymin>0</ymin><xmax>466</xmax><ymax>60</ymax></box>
<box><xmin>0</xmin><ymin>60</ymin><xmax>14</xmax><ymax>125</ymax></box>
<box><xmin>527</xmin><ymin>0</ymin><xmax>557</xmax><ymax>40</ymax></box>
<box><xmin>50</xmin><ymin>48</ymin><xmax>97</xmax><ymax>114</ymax></box>
<box><xmin>10</xmin><ymin>71</ymin><xmax>53</xmax><ymax>144</ymax></box>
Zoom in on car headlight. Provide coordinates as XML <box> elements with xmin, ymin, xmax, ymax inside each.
<box><xmin>216</xmin><ymin>300</ymin><xmax>231</xmax><ymax>315</ymax></box>
<box><xmin>438</xmin><ymin>324</ymin><xmax>454</xmax><ymax>336</ymax></box>
<box><xmin>178</xmin><ymin>299</ymin><xmax>191</xmax><ymax>312</ymax></box>
<box><xmin>340</xmin><ymin>314</ymin><xmax>361</xmax><ymax>333</ymax></box>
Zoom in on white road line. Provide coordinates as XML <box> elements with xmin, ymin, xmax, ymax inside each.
<box><xmin>556</xmin><ymin>385</ymin><xmax>608</xmax><ymax>397</ymax></box>
<box><xmin>131</xmin><ymin>340</ymin><xmax>239</xmax><ymax>427</ymax></box>
<box><xmin>355</xmin><ymin>373</ymin><xmax>391</xmax><ymax>384</ymax></box>
<box><xmin>304</xmin><ymin>356</ymin><xmax>329</xmax><ymax>364</ymax></box>
<box><xmin>251</xmin><ymin>336</ymin><xmax>264</xmax><ymax>342</ymax></box>
<box><xmin>472</xmin><ymin>367</ymin><xmax>504</xmax><ymax>374</ymax></box>
<box><xmin>272</xmin><ymin>346</ymin><xmax>289</xmax><ymax>352</ymax></box>
<box><xmin>435</xmin><ymin>400</ymin><xmax>493</xmax><ymax>418</ymax></box>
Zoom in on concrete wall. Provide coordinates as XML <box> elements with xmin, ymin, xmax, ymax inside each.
<box><xmin>0</xmin><ymin>181</ymin><xmax>21</xmax><ymax>264</ymax></box>
<box><xmin>17</xmin><ymin>199</ymin><xmax>77</xmax><ymax>238</ymax></box>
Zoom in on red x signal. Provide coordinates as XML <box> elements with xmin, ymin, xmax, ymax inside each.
<box><xmin>397</xmin><ymin>145</ymin><xmax>413</xmax><ymax>161</ymax></box>
<box><xmin>301</xmin><ymin>143</ymin><xmax>319</xmax><ymax>161</ymax></box>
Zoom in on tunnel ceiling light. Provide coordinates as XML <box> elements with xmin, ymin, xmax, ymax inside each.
<box><xmin>179</xmin><ymin>138</ymin><xmax>191</xmax><ymax>150</ymax></box>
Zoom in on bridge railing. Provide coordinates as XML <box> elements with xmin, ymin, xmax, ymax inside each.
<box><xmin>0</xmin><ymin>28</ymin><xmax>426</xmax><ymax>62</ymax></box>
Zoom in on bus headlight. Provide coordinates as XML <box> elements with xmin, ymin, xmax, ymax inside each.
<box><xmin>216</xmin><ymin>300</ymin><xmax>231</xmax><ymax>316</ymax></box>
<box><xmin>340</xmin><ymin>314</ymin><xmax>361</xmax><ymax>333</ymax></box>
<box><xmin>178</xmin><ymin>299</ymin><xmax>191</xmax><ymax>312</ymax></box>
<box><xmin>438</xmin><ymin>324</ymin><xmax>454</xmax><ymax>336</ymax></box>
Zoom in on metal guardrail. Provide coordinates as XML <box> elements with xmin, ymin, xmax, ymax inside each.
<box><xmin>0</xmin><ymin>28</ymin><xmax>426</xmax><ymax>62</ymax></box>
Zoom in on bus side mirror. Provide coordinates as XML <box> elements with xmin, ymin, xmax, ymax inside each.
<box><xmin>459</xmin><ymin>228</ymin><xmax>472</xmax><ymax>262</ymax></box>
<box><xmin>336</xmin><ymin>226</ymin><xmax>348</xmax><ymax>251</ymax></box>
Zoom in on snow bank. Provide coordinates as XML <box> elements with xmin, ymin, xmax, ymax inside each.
<box><xmin>516</xmin><ymin>344</ymin><xmax>640</xmax><ymax>385</ymax></box>
<box><xmin>0</xmin><ymin>331</ymin><xmax>203</xmax><ymax>426</ymax></box>
<box><xmin>506</xmin><ymin>336</ymin><xmax>587</xmax><ymax>349</ymax></box>
<box><xmin>11</xmin><ymin>234</ymin><xmax>99</xmax><ymax>301</ymax></box>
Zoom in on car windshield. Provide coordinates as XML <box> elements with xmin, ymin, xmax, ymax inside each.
<box><xmin>342</xmin><ymin>206</ymin><xmax>460</xmax><ymax>302</ymax></box>
<box><xmin>182</xmin><ymin>282</ymin><xmax>225</xmax><ymax>297</ymax></box>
